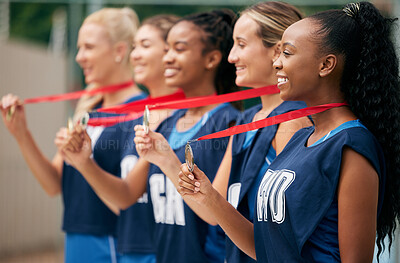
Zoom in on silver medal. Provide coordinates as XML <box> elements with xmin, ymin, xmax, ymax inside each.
<box><xmin>79</xmin><ymin>112</ymin><xmax>90</xmax><ymax>129</ymax></box>
<box><xmin>185</xmin><ymin>143</ymin><xmax>194</xmax><ymax>172</ymax></box>
<box><xmin>143</xmin><ymin>105</ymin><xmax>150</xmax><ymax>134</ymax></box>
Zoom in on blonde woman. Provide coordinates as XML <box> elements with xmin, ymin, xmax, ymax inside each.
<box><xmin>1</xmin><ymin>7</ymin><xmax>142</xmax><ymax>263</ymax></box>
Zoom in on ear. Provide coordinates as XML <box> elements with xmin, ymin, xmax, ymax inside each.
<box><xmin>114</xmin><ymin>41</ymin><xmax>129</xmax><ymax>62</ymax></box>
<box><xmin>204</xmin><ymin>50</ymin><xmax>222</xmax><ymax>70</ymax></box>
<box><xmin>272</xmin><ymin>41</ymin><xmax>281</xmax><ymax>63</ymax></box>
<box><xmin>319</xmin><ymin>54</ymin><xmax>337</xmax><ymax>77</ymax></box>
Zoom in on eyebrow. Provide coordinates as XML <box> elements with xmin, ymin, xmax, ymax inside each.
<box><xmin>283</xmin><ymin>42</ymin><xmax>296</xmax><ymax>49</ymax></box>
<box><xmin>235</xmin><ymin>36</ymin><xmax>246</xmax><ymax>41</ymax></box>
<box><xmin>174</xmin><ymin>40</ymin><xmax>188</xmax><ymax>46</ymax></box>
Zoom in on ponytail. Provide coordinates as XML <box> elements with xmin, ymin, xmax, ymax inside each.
<box><xmin>310</xmin><ymin>2</ymin><xmax>400</xmax><ymax>258</ymax></box>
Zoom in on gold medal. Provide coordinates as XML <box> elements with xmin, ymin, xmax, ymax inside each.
<box><xmin>6</xmin><ymin>106</ymin><xmax>15</xmax><ymax>122</ymax></box>
<box><xmin>143</xmin><ymin>105</ymin><xmax>150</xmax><ymax>134</ymax></box>
<box><xmin>185</xmin><ymin>142</ymin><xmax>195</xmax><ymax>172</ymax></box>
<box><xmin>79</xmin><ymin>112</ymin><xmax>90</xmax><ymax>129</ymax></box>
<box><xmin>67</xmin><ymin>117</ymin><xmax>74</xmax><ymax>133</ymax></box>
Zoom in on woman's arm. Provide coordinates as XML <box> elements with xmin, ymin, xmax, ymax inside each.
<box><xmin>134</xmin><ymin>125</ymin><xmax>232</xmax><ymax>225</ymax></box>
<box><xmin>338</xmin><ymin>146</ymin><xmax>379</xmax><ymax>262</ymax></box>
<box><xmin>179</xmin><ymin>164</ymin><xmax>256</xmax><ymax>259</ymax></box>
<box><xmin>1</xmin><ymin>94</ymin><xmax>63</xmax><ymax>196</ymax></box>
<box><xmin>61</xmin><ymin>129</ymin><xmax>148</xmax><ymax>210</ymax></box>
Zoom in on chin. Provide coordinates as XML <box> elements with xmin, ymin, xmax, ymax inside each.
<box><xmin>134</xmin><ymin>76</ymin><xmax>146</xmax><ymax>84</ymax></box>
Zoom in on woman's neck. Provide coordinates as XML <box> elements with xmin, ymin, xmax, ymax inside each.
<box><xmin>146</xmin><ymin>79</ymin><xmax>179</xmax><ymax>98</ymax></box>
<box><xmin>307</xmin><ymin>105</ymin><xmax>356</xmax><ymax>145</ymax></box>
<box><xmin>252</xmin><ymin>93</ymin><xmax>283</xmax><ymax>122</ymax></box>
<box><xmin>180</xmin><ymin>81</ymin><xmax>217</xmax><ymax>116</ymax></box>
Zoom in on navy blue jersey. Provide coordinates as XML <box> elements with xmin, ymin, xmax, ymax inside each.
<box><xmin>148</xmin><ymin>104</ymin><xmax>239</xmax><ymax>263</ymax></box>
<box><xmin>117</xmin><ymin>115</ymin><xmax>156</xmax><ymax>254</ymax></box>
<box><xmin>227</xmin><ymin>101</ymin><xmax>306</xmax><ymax>263</ymax></box>
<box><xmin>62</xmin><ymin>93</ymin><xmax>147</xmax><ymax>236</ymax></box>
<box><xmin>254</xmin><ymin>125</ymin><xmax>386</xmax><ymax>262</ymax></box>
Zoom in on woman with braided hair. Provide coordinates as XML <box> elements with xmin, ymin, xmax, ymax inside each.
<box><xmin>178</xmin><ymin>2</ymin><xmax>400</xmax><ymax>262</ymax></box>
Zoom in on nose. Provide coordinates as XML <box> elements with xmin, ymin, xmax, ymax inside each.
<box><xmin>273</xmin><ymin>54</ymin><xmax>283</xmax><ymax>70</ymax></box>
<box><xmin>75</xmin><ymin>48</ymin><xmax>84</xmax><ymax>65</ymax></box>
<box><xmin>228</xmin><ymin>46</ymin><xmax>238</xmax><ymax>64</ymax></box>
<box><xmin>130</xmin><ymin>47</ymin><xmax>140</xmax><ymax>62</ymax></box>
<box><xmin>163</xmin><ymin>48</ymin><xmax>174</xmax><ymax>65</ymax></box>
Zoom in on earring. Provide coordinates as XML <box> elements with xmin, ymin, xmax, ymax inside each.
<box><xmin>115</xmin><ymin>56</ymin><xmax>122</xmax><ymax>63</ymax></box>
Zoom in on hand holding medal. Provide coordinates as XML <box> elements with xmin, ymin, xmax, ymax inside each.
<box><xmin>143</xmin><ymin>105</ymin><xmax>150</xmax><ymax>134</ymax></box>
<box><xmin>185</xmin><ymin>142</ymin><xmax>195</xmax><ymax>173</ymax></box>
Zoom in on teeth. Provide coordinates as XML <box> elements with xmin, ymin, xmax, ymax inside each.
<box><xmin>278</xmin><ymin>77</ymin><xmax>288</xmax><ymax>83</ymax></box>
<box><xmin>164</xmin><ymin>68</ymin><xmax>178</xmax><ymax>77</ymax></box>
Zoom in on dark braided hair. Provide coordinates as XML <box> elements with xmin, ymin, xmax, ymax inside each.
<box><xmin>309</xmin><ymin>2</ymin><xmax>400</xmax><ymax>260</ymax></box>
<box><xmin>179</xmin><ymin>10</ymin><xmax>239</xmax><ymax>96</ymax></box>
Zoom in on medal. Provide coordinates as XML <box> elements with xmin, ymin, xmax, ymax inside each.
<box><xmin>143</xmin><ymin>105</ymin><xmax>150</xmax><ymax>134</ymax></box>
<box><xmin>67</xmin><ymin>117</ymin><xmax>74</xmax><ymax>133</ymax></box>
<box><xmin>6</xmin><ymin>106</ymin><xmax>15</xmax><ymax>121</ymax></box>
<box><xmin>185</xmin><ymin>142</ymin><xmax>195</xmax><ymax>172</ymax></box>
<box><xmin>79</xmin><ymin>112</ymin><xmax>90</xmax><ymax>129</ymax></box>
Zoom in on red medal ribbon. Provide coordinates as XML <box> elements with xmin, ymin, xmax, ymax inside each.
<box><xmin>97</xmin><ymin>89</ymin><xmax>186</xmax><ymax>113</ymax></box>
<box><xmin>193</xmin><ymin>102</ymin><xmax>348</xmax><ymax>142</ymax></box>
<box><xmin>23</xmin><ymin>80</ymin><xmax>135</xmax><ymax>104</ymax></box>
<box><xmin>87</xmin><ymin>112</ymin><xmax>144</xmax><ymax>127</ymax></box>
<box><xmin>149</xmin><ymin>85</ymin><xmax>279</xmax><ymax>110</ymax></box>
<box><xmin>88</xmin><ymin>85</ymin><xmax>278</xmax><ymax>126</ymax></box>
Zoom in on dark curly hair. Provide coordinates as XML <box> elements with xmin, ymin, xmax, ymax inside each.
<box><xmin>309</xmin><ymin>1</ymin><xmax>400</xmax><ymax>260</ymax></box>
<box><xmin>179</xmin><ymin>10</ymin><xmax>239</xmax><ymax>97</ymax></box>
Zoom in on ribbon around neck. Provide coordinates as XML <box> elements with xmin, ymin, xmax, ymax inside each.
<box><xmin>23</xmin><ymin>80</ymin><xmax>135</xmax><ymax>104</ymax></box>
<box><xmin>88</xmin><ymin>85</ymin><xmax>279</xmax><ymax>126</ymax></box>
<box><xmin>189</xmin><ymin>102</ymin><xmax>348</xmax><ymax>142</ymax></box>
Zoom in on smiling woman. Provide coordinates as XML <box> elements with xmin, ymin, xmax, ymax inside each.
<box><xmin>0</xmin><ymin>7</ymin><xmax>148</xmax><ymax>263</ymax></box>
<box><xmin>177</xmin><ymin>2</ymin><xmax>400</xmax><ymax>263</ymax></box>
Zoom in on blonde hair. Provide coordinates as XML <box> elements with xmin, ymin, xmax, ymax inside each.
<box><xmin>74</xmin><ymin>7</ymin><xmax>139</xmax><ymax>121</ymax></box>
<box><xmin>242</xmin><ymin>1</ymin><xmax>303</xmax><ymax>48</ymax></box>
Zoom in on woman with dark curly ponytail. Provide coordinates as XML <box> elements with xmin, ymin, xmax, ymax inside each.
<box><xmin>177</xmin><ymin>2</ymin><xmax>400</xmax><ymax>262</ymax></box>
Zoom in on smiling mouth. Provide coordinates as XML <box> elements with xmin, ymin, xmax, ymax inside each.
<box><xmin>164</xmin><ymin>68</ymin><xmax>179</xmax><ymax>77</ymax></box>
<box><xmin>235</xmin><ymin>66</ymin><xmax>245</xmax><ymax>72</ymax></box>
<box><xmin>277</xmin><ymin>77</ymin><xmax>288</xmax><ymax>87</ymax></box>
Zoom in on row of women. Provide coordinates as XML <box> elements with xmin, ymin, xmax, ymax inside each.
<box><xmin>1</xmin><ymin>1</ymin><xmax>400</xmax><ymax>262</ymax></box>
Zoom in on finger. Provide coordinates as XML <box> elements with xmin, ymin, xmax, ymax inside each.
<box><xmin>178</xmin><ymin>186</ymin><xmax>200</xmax><ymax>196</ymax></box>
<box><xmin>70</xmin><ymin>130</ymin><xmax>84</xmax><ymax>145</ymax></box>
<box><xmin>62</xmin><ymin>142</ymin><xmax>76</xmax><ymax>153</ymax></box>
<box><xmin>135</xmin><ymin>129</ymin><xmax>150</xmax><ymax>138</ymax></box>
<box><xmin>82</xmin><ymin>129</ymin><xmax>91</xmax><ymax>141</ymax></box>
<box><xmin>192</xmin><ymin>164</ymin><xmax>207</xmax><ymax>181</ymax></box>
<box><xmin>134</xmin><ymin>124</ymin><xmax>143</xmax><ymax>132</ymax></box>
<box><xmin>178</xmin><ymin>177</ymin><xmax>200</xmax><ymax>193</ymax></box>
<box><xmin>69</xmin><ymin>136</ymin><xmax>83</xmax><ymax>152</ymax></box>
<box><xmin>133</xmin><ymin>136</ymin><xmax>150</xmax><ymax>144</ymax></box>
<box><xmin>178</xmin><ymin>171</ymin><xmax>197</xmax><ymax>185</ymax></box>
<box><xmin>178</xmin><ymin>169</ymin><xmax>195</xmax><ymax>182</ymax></box>
<box><xmin>180</xmin><ymin>163</ymin><xmax>192</xmax><ymax>177</ymax></box>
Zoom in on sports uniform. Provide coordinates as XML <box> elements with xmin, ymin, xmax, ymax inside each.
<box><xmin>62</xmin><ymin>92</ymin><xmax>148</xmax><ymax>263</ymax></box>
<box><xmin>117</xmin><ymin>115</ymin><xmax>156</xmax><ymax>263</ymax></box>
<box><xmin>147</xmin><ymin>104</ymin><xmax>238</xmax><ymax>263</ymax></box>
<box><xmin>226</xmin><ymin>101</ymin><xmax>306</xmax><ymax>263</ymax></box>
<box><xmin>254</xmin><ymin>121</ymin><xmax>386</xmax><ymax>262</ymax></box>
